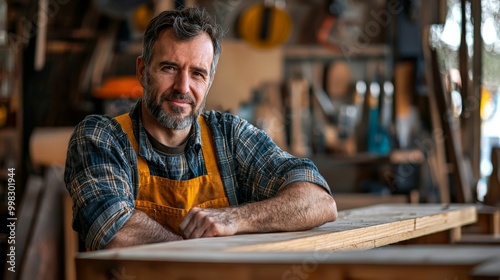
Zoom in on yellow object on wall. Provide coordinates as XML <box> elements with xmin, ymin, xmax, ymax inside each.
<box><xmin>238</xmin><ymin>3</ymin><xmax>292</xmax><ymax>49</ymax></box>
<box><xmin>134</xmin><ymin>4</ymin><xmax>154</xmax><ymax>31</ymax></box>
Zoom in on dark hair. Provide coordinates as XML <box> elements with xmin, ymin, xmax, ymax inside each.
<box><xmin>142</xmin><ymin>7</ymin><xmax>223</xmax><ymax>78</ymax></box>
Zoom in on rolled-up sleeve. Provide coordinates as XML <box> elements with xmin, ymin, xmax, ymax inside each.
<box><xmin>64</xmin><ymin>115</ymin><xmax>137</xmax><ymax>250</ymax></box>
<box><xmin>228</xmin><ymin>115</ymin><xmax>331</xmax><ymax>202</ymax></box>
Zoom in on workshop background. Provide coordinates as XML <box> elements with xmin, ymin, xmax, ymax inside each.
<box><xmin>1</xmin><ymin>0</ymin><xmax>500</xmax><ymax>279</ymax></box>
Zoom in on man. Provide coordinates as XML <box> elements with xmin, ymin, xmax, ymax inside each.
<box><xmin>65</xmin><ymin>7</ymin><xmax>337</xmax><ymax>251</ymax></box>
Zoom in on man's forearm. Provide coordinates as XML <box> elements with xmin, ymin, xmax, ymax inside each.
<box><xmin>105</xmin><ymin>209</ymin><xmax>182</xmax><ymax>249</ymax></box>
<box><xmin>179</xmin><ymin>182</ymin><xmax>337</xmax><ymax>239</ymax></box>
<box><xmin>236</xmin><ymin>182</ymin><xmax>337</xmax><ymax>233</ymax></box>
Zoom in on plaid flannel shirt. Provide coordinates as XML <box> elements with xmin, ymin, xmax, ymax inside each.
<box><xmin>64</xmin><ymin>100</ymin><xmax>331</xmax><ymax>250</ymax></box>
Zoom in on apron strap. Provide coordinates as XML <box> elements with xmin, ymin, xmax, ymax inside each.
<box><xmin>115</xmin><ymin>113</ymin><xmax>220</xmax><ymax>177</ymax></box>
<box><xmin>115</xmin><ymin>113</ymin><xmax>150</xmax><ymax>175</ymax></box>
<box><xmin>198</xmin><ymin>116</ymin><xmax>221</xmax><ymax>177</ymax></box>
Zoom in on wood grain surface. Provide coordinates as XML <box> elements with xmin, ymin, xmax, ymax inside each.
<box><xmin>78</xmin><ymin>204</ymin><xmax>477</xmax><ymax>258</ymax></box>
<box><xmin>74</xmin><ymin>204</ymin><xmax>500</xmax><ymax>280</ymax></box>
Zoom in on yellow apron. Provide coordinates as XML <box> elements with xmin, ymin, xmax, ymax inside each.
<box><xmin>115</xmin><ymin>114</ymin><xmax>229</xmax><ymax>235</ymax></box>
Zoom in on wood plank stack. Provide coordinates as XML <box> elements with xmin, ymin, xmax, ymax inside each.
<box><xmin>3</xmin><ymin>166</ymin><xmax>67</xmax><ymax>280</ymax></box>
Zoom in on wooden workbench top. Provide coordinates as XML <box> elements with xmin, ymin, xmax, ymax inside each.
<box><xmin>75</xmin><ymin>204</ymin><xmax>500</xmax><ymax>280</ymax></box>
<box><xmin>79</xmin><ymin>203</ymin><xmax>477</xmax><ymax>260</ymax></box>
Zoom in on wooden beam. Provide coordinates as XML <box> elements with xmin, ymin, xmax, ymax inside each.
<box><xmin>485</xmin><ymin>148</ymin><xmax>500</xmax><ymax>206</ymax></box>
<box><xmin>3</xmin><ymin>176</ymin><xmax>43</xmax><ymax>280</ymax></box>
<box><xmin>471</xmin><ymin>0</ymin><xmax>482</xmax><ymax>188</ymax></box>
<box><xmin>423</xmin><ymin>34</ymin><xmax>472</xmax><ymax>203</ymax></box>
<box><xmin>459</xmin><ymin>0</ymin><xmax>469</xmax><ymax>150</ymax></box>
<box><xmin>18</xmin><ymin>167</ymin><xmax>66</xmax><ymax>280</ymax></box>
<box><xmin>333</xmin><ymin>193</ymin><xmax>409</xmax><ymax>211</ymax></box>
<box><xmin>421</xmin><ymin>26</ymin><xmax>450</xmax><ymax>203</ymax></box>
<box><xmin>64</xmin><ymin>192</ymin><xmax>79</xmax><ymax>280</ymax></box>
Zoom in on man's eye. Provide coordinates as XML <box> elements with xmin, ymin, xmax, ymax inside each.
<box><xmin>162</xmin><ymin>66</ymin><xmax>175</xmax><ymax>71</ymax></box>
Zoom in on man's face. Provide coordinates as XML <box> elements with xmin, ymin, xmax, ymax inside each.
<box><xmin>137</xmin><ymin>29</ymin><xmax>214</xmax><ymax>130</ymax></box>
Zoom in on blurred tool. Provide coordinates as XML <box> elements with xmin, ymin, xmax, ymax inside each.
<box><xmin>288</xmin><ymin>76</ymin><xmax>310</xmax><ymax>156</ymax></box>
<box><xmin>133</xmin><ymin>3</ymin><xmax>154</xmax><ymax>31</ymax></box>
<box><xmin>380</xmin><ymin>81</ymin><xmax>394</xmax><ymax>131</ymax></box>
<box><xmin>93</xmin><ymin>76</ymin><xmax>143</xmax><ymax>116</ymax></box>
<box><xmin>0</xmin><ymin>0</ymin><xmax>6</xmax><ymax>45</ymax></box>
<box><xmin>367</xmin><ymin>81</ymin><xmax>391</xmax><ymax>155</ymax></box>
<box><xmin>312</xmin><ymin>85</ymin><xmax>336</xmax><ymax>123</ymax></box>
<box><xmin>354</xmin><ymin>80</ymin><xmax>367</xmax><ymax>125</ymax></box>
<box><xmin>316</xmin><ymin>0</ymin><xmax>343</xmax><ymax>54</ymax></box>
<box><xmin>35</xmin><ymin>0</ymin><xmax>48</xmax><ymax>71</ymax></box>
<box><xmin>238</xmin><ymin>0</ymin><xmax>292</xmax><ymax>49</ymax></box>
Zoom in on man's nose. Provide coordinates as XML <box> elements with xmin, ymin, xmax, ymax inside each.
<box><xmin>174</xmin><ymin>71</ymin><xmax>190</xmax><ymax>94</ymax></box>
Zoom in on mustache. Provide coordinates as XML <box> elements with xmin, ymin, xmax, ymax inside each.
<box><xmin>161</xmin><ymin>91</ymin><xmax>196</xmax><ymax>105</ymax></box>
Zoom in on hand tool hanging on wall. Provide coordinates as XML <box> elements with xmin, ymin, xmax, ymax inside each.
<box><xmin>238</xmin><ymin>0</ymin><xmax>292</xmax><ymax>49</ymax></box>
<box><xmin>367</xmin><ymin>79</ymin><xmax>391</xmax><ymax>155</ymax></box>
<box><xmin>316</xmin><ymin>0</ymin><xmax>343</xmax><ymax>54</ymax></box>
<box><xmin>133</xmin><ymin>2</ymin><xmax>155</xmax><ymax>31</ymax></box>
<box><xmin>288</xmin><ymin>76</ymin><xmax>311</xmax><ymax>157</ymax></box>
<box><xmin>34</xmin><ymin>0</ymin><xmax>47</xmax><ymax>71</ymax></box>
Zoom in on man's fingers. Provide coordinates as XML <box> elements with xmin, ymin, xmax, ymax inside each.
<box><xmin>179</xmin><ymin>207</ymin><xmax>234</xmax><ymax>239</ymax></box>
<box><xmin>185</xmin><ymin>209</ymin><xmax>212</xmax><ymax>239</ymax></box>
<box><xmin>179</xmin><ymin>207</ymin><xmax>201</xmax><ymax>237</ymax></box>
<box><xmin>188</xmin><ymin>220</ymin><xmax>209</xmax><ymax>239</ymax></box>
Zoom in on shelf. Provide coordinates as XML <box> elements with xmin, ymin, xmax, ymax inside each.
<box><xmin>0</xmin><ymin>127</ymin><xmax>16</xmax><ymax>135</ymax></box>
<box><xmin>333</xmin><ymin>193</ymin><xmax>411</xmax><ymax>211</ymax></box>
<box><xmin>310</xmin><ymin>149</ymin><xmax>423</xmax><ymax>165</ymax></box>
<box><xmin>284</xmin><ymin>45</ymin><xmax>390</xmax><ymax>63</ymax></box>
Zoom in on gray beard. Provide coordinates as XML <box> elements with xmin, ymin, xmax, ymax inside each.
<box><xmin>143</xmin><ymin>73</ymin><xmax>206</xmax><ymax>130</ymax></box>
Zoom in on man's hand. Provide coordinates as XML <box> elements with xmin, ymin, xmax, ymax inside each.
<box><xmin>179</xmin><ymin>207</ymin><xmax>239</xmax><ymax>239</ymax></box>
<box><xmin>179</xmin><ymin>182</ymin><xmax>337</xmax><ymax>240</ymax></box>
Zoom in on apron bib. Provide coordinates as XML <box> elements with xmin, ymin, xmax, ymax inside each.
<box><xmin>115</xmin><ymin>114</ymin><xmax>229</xmax><ymax>235</ymax></box>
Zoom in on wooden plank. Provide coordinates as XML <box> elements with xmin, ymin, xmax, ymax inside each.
<box><xmin>421</xmin><ymin>26</ymin><xmax>450</xmax><ymax>204</ymax></box>
<box><xmin>4</xmin><ymin>176</ymin><xmax>43</xmax><ymax>280</ymax></box>
<box><xmin>470</xmin><ymin>0</ymin><xmax>482</xmax><ymax>187</ymax></box>
<box><xmin>74</xmin><ymin>204</ymin><xmax>481</xmax><ymax>280</ymax></box>
<box><xmin>334</xmin><ymin>193</ymin><xmax>409</xmax><ymax>211</ymax></box>
<box><xmin>64</xmin><ymin>192</ymin><xmax>78</xmax><ymax>280</ymax></box>
<box><xmin>423</xmin><ymin>32</ymin><xmax>472</xmax><ymax>203</ymax></box>
<box><xmin>462</xmin><ymin>205</ymin><xmax>500</xmax><ymax>235</ymax></box>
<box><xmin>18</xmin><ymin>166</ymin><xmax>66</xmax><ymax>280</ymax></box>
<box><xmin>398</xmin><ymin>227</ymin><xmax>462</xmax><ymax>245</ymax></box>
<box><xmin>76</xmin><ymin>246</ymin><xmax>500</xmax><ymax>280</ymax></box>
<box><xmin>76</xmin><ymin>204</ymin><xmax>477</xmax><ymax>256</ymax></box>
<box><xmin>125</xmin><ymin>204</ymin><xmax>473</xmax><ymax>253</ymax></box>
<box><xmin>485</xmin><ymin>148</ymin><xmax>500</xmax><ymax>206</ymax></box>
<box><xmin>78</xmin><ymin>244</ymin><xmax>500</xmax><ymax>264</ymax></box>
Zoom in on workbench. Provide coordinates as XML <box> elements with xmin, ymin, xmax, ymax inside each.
<box><xmin>75</xmin><ymin>204</ymin><xmax>500</xmax><ymax>280</ymax></box>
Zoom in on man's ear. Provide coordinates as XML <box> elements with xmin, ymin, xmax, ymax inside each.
<box><xmin>136</xmin><ymin>56</ymin><xmax>146</xmax><ymax>87</ymax></box>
